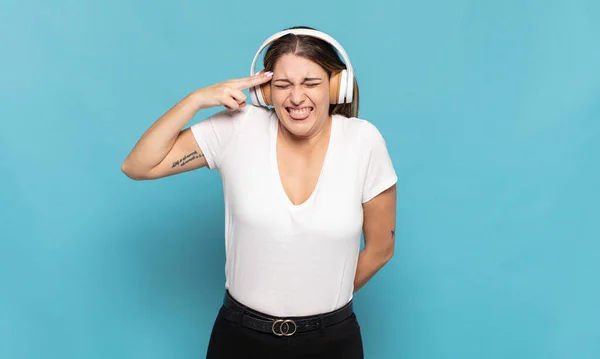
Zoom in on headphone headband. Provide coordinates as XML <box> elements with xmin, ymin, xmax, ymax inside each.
<box><xmin>249</xmin><ymin>29</ymin><xmax>354</xmax><ymax>103</ymax></box>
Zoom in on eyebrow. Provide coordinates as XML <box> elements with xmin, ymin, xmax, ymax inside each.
<box><xmin>273</xmin><ymin>77</ymin><xmax>322</xmax><ymax>83</ymax></box>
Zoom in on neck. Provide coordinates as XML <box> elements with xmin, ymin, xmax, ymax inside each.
<box><xmin>278</xmin><ymin>115</ymin><xmax>332</xmax><ymax>152</ymax></box>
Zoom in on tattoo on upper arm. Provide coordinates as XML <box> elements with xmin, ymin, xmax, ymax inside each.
<box><xmin>391</xmin><ymin>230</ymin><xmax>395</xmax><ymax>239</ymax></box>
<box><xmin>171</xmin><ymin>150</ymin><xmax>204</xmax><ymax>168</ymax></box>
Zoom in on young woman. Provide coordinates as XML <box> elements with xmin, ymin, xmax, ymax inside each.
<box><xmin>121</xmin><ymin>26</ymin><xmax>397</xmax><ymax>359</ymax></box>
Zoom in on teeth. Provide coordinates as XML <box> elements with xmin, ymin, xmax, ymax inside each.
<box><xmin>289</xmin><ymin>108</ymin><xmax>310</xmax><ymax>115</ymax></box>
<box><xmin>287</xmin><ymin>107</ymin><xmax>312</xmax><ymax>120</ymax></box>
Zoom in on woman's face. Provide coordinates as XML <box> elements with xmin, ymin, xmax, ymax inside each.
<box><xmin>270</xmin><ymin>53</ymin><xmax>331</xmax><ymax>139</ymax></box>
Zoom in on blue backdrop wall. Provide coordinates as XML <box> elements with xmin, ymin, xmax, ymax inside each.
<box><xmin>1</xmin><ymin>0</ymin><xmax>599</xmax><ymax>358</ymax></box>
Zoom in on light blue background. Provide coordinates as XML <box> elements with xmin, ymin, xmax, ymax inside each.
<box><xmin>1</xmin><ymin>0</ymin><xmax>599</xmax><ymax>358</ymax></box>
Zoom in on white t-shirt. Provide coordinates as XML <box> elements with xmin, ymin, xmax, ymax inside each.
<box><xmin>190</xmin><ymin>105</ymin><xmax>397</xmax><ymax>317</ymax></box>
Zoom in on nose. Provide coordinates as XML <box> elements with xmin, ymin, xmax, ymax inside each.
<box><xmin>290</xmin><ymin>86</ymin><xmax>305</xmax><ymax>105</ymax></box>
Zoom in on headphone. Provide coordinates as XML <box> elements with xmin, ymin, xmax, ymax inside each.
<box><xmin>249</xmin><ymin>28</ymin><xmax>355</xmax><ymax>107</ymax></box>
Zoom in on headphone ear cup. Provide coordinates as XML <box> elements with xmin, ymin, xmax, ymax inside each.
<box><xmin>261</xmin><ymin>82</ymin><xmax>272</xmax><ymax>106</ymax></box>
<box><xmin>251</xmin><ymin>84</ymin><xmax>268</xmax><ymax>107</ymax></box>
<box><xmin>250</xmin><ymin>85</ymin><xmax>260</xmax><ymax>106</ymax></box>
<box><xmin>329</xmin><ymin>71</ymin><xmax>343</xmax><ymax>105</ymax></box>
<box><xmin>338</xmin><ymin>70</ymin><xmax>349</xmax><ymax>104</ymax></box>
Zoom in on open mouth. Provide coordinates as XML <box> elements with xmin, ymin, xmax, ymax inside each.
<box><xmin>286</xmin><ymin>107</ymin><xmax>313</xmax><ymax>120</ymax></box>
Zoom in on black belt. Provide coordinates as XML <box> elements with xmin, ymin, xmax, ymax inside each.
<box><xmin>220</xmin><ymin>291</ymin><xmax>354</xmax><ymax>337</ymax></box>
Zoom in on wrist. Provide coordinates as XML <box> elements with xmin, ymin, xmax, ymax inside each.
<box><xmin>189</xmin><ymin>89</ymin><xmax>210</xmax><ymax>110</ymax></box>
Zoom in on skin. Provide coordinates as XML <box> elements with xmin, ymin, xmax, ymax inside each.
<box><xmin>270</xmin><ymin>53</ymin><xmax>332</xmax><ymax>143</ymax></box>
<box><xmin>121</xmin><ymin>53</ymin><xmax>396</xmax><ymax>294</ymax></box>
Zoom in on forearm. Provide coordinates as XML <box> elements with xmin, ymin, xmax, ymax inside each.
<box><xmin>122</xmin><ymin>90</ymin><xmax>207</xmax><ymax>175</ymax></box>
<box><xmin>353</xmin><ymin>245</ymin><xmax>393</xmax><ymax>293</ymax></box>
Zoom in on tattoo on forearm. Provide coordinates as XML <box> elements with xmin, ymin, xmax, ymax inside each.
<box><xmin>171</xmin><ymin>150</ymin><xmax>204</xmax><ymax>168</ymax></box>
<box><xmin>391</xmin><ymin>230</ymin><xmax>395</xmax><ymax>239</ymax></box>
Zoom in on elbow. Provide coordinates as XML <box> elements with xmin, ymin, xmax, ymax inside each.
<box><xmin>121</xmin><ymin>160</ymin><xmax>149</xmax><ymax>181</ymax></box>
<box><xmin>381</xmin><ymin>246</ymin><xmax>394</xmax><ymax>265</ymax></box>
<box><xmin>365</xmin><ymin>243</ymin><xmax>395</xmax><ymax>267</ymax></box>
<box><xmin>377</xmin><ymin>242</ymin><xmax>395</xmax><ymax>266</ymax></box>
<box><xmin>121</xmin><ymin>162</ymin><xmax>139</xmax><ymax>180</ymax></box>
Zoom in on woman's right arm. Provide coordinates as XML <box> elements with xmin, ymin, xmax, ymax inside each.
<box><xmin>121</xmin><ymin>72</ymin><xmax>273</xmax><ymax>180</ymax></box>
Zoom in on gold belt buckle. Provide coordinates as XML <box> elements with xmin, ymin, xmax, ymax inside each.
<box><xmin>272</xmin><ymin>319</ymin><xmax>297</xmax><ymax>336</ymax></box>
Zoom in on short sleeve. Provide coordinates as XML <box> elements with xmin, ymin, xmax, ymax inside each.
<box><xmin>189</xmin><ymin>106</ymin><xmax>250</xmax><ymax>170</ymax></box>
<box><xmin>360</xmin><ymin>121</ymin><xmax>398</xmax><ymax>203</ymax></box>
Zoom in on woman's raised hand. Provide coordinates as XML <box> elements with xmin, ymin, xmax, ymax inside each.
<box><xmin>195</xmin><ymin>71</ymin><xmax>273</xmax><ymax>111</ymax></box>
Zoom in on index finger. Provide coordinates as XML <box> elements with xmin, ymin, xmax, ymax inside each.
<box><xmin>234</xmin><ymin>71</ymin><xmax>274</xmax><ymax>90</ymax></box>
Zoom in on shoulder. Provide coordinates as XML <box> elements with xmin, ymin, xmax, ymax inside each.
<box><xmin>245</xmin><ymin>104</ymin><xmax>277</xmax><ymax>123</ymax></box>
<box><xmin>204</xmin><ymin>103</ymin><xmax>274</xmax><ymax>123</ymax></box>
<box><xmin>229</xmin><ymin>104</ymin><xmax>277</xmax><ymax>130</ymax></box>
<box><xmin>334</xmin><ymin>114</ymin><xmax>389</xmax><ymax>150</ymax></box>
<box><xmin>192</xmin><ymin>104</ymin><xmax>276</xmax><ymax>136</ymax></box>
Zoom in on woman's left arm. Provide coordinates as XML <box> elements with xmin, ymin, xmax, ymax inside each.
<box><xmin>353</xmin><ymin>184</ymin><xmax>397</xmax><ymax>292</ymax></box>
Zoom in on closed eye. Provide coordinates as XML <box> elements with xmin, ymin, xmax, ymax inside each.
<box><xmin>274</xmin><ymin>83</ymin><xmax>320</xmax><ymax>89</ymax></box>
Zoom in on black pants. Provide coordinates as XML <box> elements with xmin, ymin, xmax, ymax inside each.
<box><xmin>206</xmin><ymin>302</ymin><xmax>364</xmax><ymax>358</ymax></box>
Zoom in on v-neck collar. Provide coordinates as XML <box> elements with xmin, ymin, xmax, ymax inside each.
<box><xmin>270</xmin><ymin>114</ymin><xmax>337</xmax><ymax>210</ymax></box>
